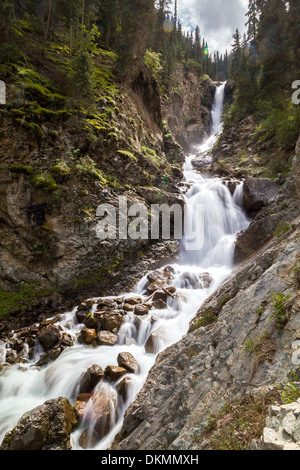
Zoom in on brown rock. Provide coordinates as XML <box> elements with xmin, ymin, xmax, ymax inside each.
<box><xmin>152</xmin><ymin>299</ymin><xmax>168</xmax><ymax>310</ymax></box>
<box><xmin>104</xmin><ymin>365</ymin><xmax>128</xmax><ymax>382</ymax></box>
<box><xmin>134</xmin><ymin>304</ymin><xmax>151</xmax><ymax>316</ymax></box>
<box><xmin>37</xmin><ymin>324</ymin><xmax>61</xmax><ymax>351</ymax></box>
<box><xmin>144</xmin><ymin>328</ymin><xmax>165</xmax><ymax>354</ymax></box>
<box><xmin>97</xmin><ymin>331</ymin><xmax>118</xmax><ymax>346</ymax></box>
<box><xmin>81</xmin><ymin>328</ymin><xmax>97</xmax><ymax>344</ymax></box>
<box><xmin>78</xmin><ymin>364</ymin><xmax>104</xmax><ymax>394</ymax></box>
<box><xmin>117</xmin><ymin>352</ymin><xmax>139</xmax><ymax>374</ymax></box>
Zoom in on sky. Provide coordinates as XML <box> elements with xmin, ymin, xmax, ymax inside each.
<box><xmin>173</xmin><ymin>0</ymin><xmax>249</xmax><ymax>55</ymax></box>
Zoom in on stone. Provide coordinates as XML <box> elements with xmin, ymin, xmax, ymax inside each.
<box><xmin>83</xmin><ymin>313</ymin><xmax>100</xmax><ymax>330</ymax></box>
<box><xmin>152</xmin><ymin>299</ymin><xmax>168</xmax><ymax>310</ymax></box>
<box><xmin>81</xmin><ymin>328</ymin><xmax>97</xmax><ymax>344</ymax></box>
<box><xmin>74</xmin><ymin>394</ymin><xmax>91</xmax><ymax>419</ymax></box>
<box><xmin>152</xmin><ymin>290</ymin><xmax>168</xmax><ymax>303</ymax></box>
<box><xmin>78</xmin><ymin>364</ymin><xmax>104</xmax><ymax>394</ymax></box>
<box><xmin>97</xmin><ymin>331</ymin><xmax>118</xmax><ymax>346</ymax></box>
<box><xmin>0</xmin><ymin>397</ymin><xmax>77</xmax><ymax>450</ymax></box>
<box><xmin>89</xmin><ymin>387</ymin><xmax>119</xmax><ymax>439</ymax></box>
<box><xmin>100</xmin><ymin>312</ymin><xmax>124</xmax><ymax>332</ymax></box>
<box><xmin>134</xmin><ymin>304</ymin><xmax>151</xmax><ymax>316</ymax></box>
<box><xmin>79</xmin><ymin>429</ymin><xmax>99</xmax><ymax>449</ymax></box>
<box><xmin>243</xmin><ymin>177</ymin><xmax>280</xmax><ymax>215</ymax></box>
<box><xmin>144</xmin><ymin>328</ymin><xmax>165</xmax><ymax>354</ymax></box>
<box><xmin>116</xmin><ymin>377</ymin><xmax>133</xmax><ymax>402</ymax></box>
<box><xmin>104</xmin><ymin>365</ymin><xmax>128</xmax><ymax>382</ymax></box>
<box><xmin>37</xmin><ymin>324</ymin><xmax>61</xmax><ymax>351</ymax></box>
<box><xmin>117</xmin><ymin>352</ymin><xmax>139</xmax><ymax>374</ymax></box>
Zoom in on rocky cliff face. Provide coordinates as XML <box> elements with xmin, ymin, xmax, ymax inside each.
<box><xmin>111</xmin><ymin>138</ymin><xmax>300</xmax><ymax>451</ymax></box>
<box><xmin>161</xmin><ymin>66</ymin><xmax>216</xmax><ymax>153</ymax></box>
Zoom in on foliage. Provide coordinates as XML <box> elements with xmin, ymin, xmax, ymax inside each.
<box><xmin>193</xmin><ymin>397</ymin><xmax>270</xmax><ymax>450</ymax></box>
<box><xmin>270</xmin><ymin>290</ymin><xmax>291</xmax><ymax>332</ymax></box>
<box><xmin>277</xmin><ymin>371</ymin><xmax>300</xmax><ymax>405</ymax></box>
<box><xmin>0</xmin><ymin>282</ymin><xmax>53</xmax><ymax>318</ymax></box>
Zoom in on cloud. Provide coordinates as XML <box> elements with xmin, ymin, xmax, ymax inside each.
<box><xmin>175</xmin><ymin>0</ymin><xmax>248</xmax><ymax>54</ymax></box>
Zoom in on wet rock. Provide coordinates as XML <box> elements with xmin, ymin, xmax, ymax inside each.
<box><xmin>243</xmin><ymin>177</ymin><xmax>280</xmax><ymax>216</ymax></box>
<box><xmin>234</xmin><ymin>213</ymin><xmax>280</xmax><ymax>264</ymax></box>
<box><xmin>0</xmin><ymin>397</ymin><xmax>77</xmax><ymax>450</ymax></box>
<box><xmin>123</xmin><ymin>297</ymin><xmax>142</xmax><ymax>306</ymax></box>
<box><xmin>134</xmin><ymin>304</ymin><xmax>151</xmax><ymax>316</ymax></box>
<box><xmin>74</xmin><ymin>393</ymin><xmax>91</xmax><ymax>419</ymax></box>
<box><xmin>145</xmin><ymin>327</ymin><xmax>165</xmax><ymax>354</ymax></box>
<box><xmin>37</xmin><ymin>324</ymin><xmax>61</xmax><ymax>351</ymax></box>
<box><xmin>78</xmin><ymin>364</ymin><xmax>104</xmax><ymax>394</ymax></box>
<box><xmin>96</xmin><ymin>299</ymin><xmax>118</xmax><ymax>311</ymax></box>
<box><xmin>83</xmin><ymin>313</ymin><xmax>100</xmax><ymax>331</ymax></box>
<box><xmin>100</xmin><ymin>313</ymin><xmax>124</xmax><ymax>332</ymax></box>
<box><xmin>76</xmin><ymin>310</ymin><xmax>87</xmax><ymax>324</ymax></box>
<box><xmin>117</xmin><ymin>352</ymin><xmax>139</xmax><ymax>374</ymax></box>
<box><xmin>116</xmin><ymin>377</ymin><xmax>133</xmax><ymax>402</ymax></box>
<box><xmin>90</xmin><ymin>387</ymin><xmax>119</xmax><ymax>439</ymax></box>
<box><xmin>80</xmin><ymin>328</ymin><xmax>97</xmax><ymax>344</ymax></box>
<box><xmin>152</xmin><ymin>290</ymin><xmax>168</xmax><ymax>303</ymax></box>
<box><xmin>78</xmin><ymin>300</ymin><xmax>96</xmax><ymax>311</ymax></box>
<box><xmin>97</xmin><ymin>330</ymin><xmax>118</xmax><ymax>346</ymax></box>
<box><xmin>79</xmin><ymin>428</ymin><xmax>99</xmax><ymax>449</ymax></box>
<box><xmin>105</xmin><ymin>365</ymin><xmax>128</xmax><ymax>382</ymax></box>
<box><xmin>152</xmin><ymin>299</ymin><xmax>168</xmax><ymax>310</ymax></box>
<box><xmin>36</xmin><ymin>346</ymin><xmax>62</xmax><ymax>367</ymax></box>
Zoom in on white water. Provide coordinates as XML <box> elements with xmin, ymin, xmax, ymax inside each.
<box><xmin>0</xmin><ymin>83</ymin><xmax>249</xmax><ymax>450</ymax></box>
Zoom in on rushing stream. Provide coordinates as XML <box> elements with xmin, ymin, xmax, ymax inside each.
<box><xmin>0</xmin><ymin>82</ymin><xmax>249</xmax><ymax>450</ymax></box>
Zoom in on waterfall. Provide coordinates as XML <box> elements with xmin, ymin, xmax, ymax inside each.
<box><xmin>0</xmin><ymin>83</ymin><xmax>249</xmax><ymax>450</ymax></box>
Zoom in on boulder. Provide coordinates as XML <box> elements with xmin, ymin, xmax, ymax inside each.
<box><xmin>97</xmin><ymin>331</ymin><xmax>118</xmax><ymax>346</ymax></box>
<box><xmin>78</xmin><ymin>364</ymin><xmax>104</xmax><ymax>394</ymax></box>
<box><xmin>0</xmin><ymin>397</ymin><xmax>77</xmax><ymax>450</ymax></box>
<box><xmin>90</xmin><ymin>387</ymin><xmax>119</xmax><ymax>439</ymax></box>
<box><xmin>243</xmin><ymin>178</ymin><xmax>280</xmax><ymax>215</ymax></box>
<box><xmin>134</xmin><ymin>304</ymin><xmax>151</xmax><ymax>316</ymax></box>
<box><xmin>145</xmin><ymin>327</ymin><xmax>166</xmax><ymax>354</ymax></box>
<box><xmin>117</xmin><ymin>352</ymin><xmax>139</xmax><ymax>374</ymax></box>
<box><xmin>83</xmin><ymin>313</ymin><xmax>100</xmax><ymax>330</ymax></box>
<box><xmin>152</xmin><ymin>299</ymin><xmax>168</xmax><ymax>310</ymax></box>
<box><xmin>100</xmin><ymin>312</ymin><xmax>124</xmax><ymax>332</ymax></box>
<box><xmin>104</xmin><ymin>365</ymin><xmax>128</xmax><ymax>382</ymax></box>
<box><xmin>74</xmin><ymin>393</ymin><xmax>92</xmax><ymax>419</ymax></box>
<box><xmin>37</xmin><ymin>324</ymin><xmax>61</xmax><ymax>351</ymax></box>
<box><xmin>116</xmin><ymin>377</ymin><xmax>133</xmax><ymax>402</ymax></box>
<box><xmin>80</xmin><ymin>328</ymin><xmax>97</xmax><ymax>344</ymax></box>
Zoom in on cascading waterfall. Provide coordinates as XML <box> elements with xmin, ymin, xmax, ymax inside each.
<box><xmin>0</xmin><ymin>82</ymin><xmax>249</xmax><ymax>450</ymax></box>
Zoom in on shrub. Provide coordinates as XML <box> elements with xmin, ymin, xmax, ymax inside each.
<box><xmin>270</xmin><ymin>291</ymin><xmax>291</xmax><ymax>332</ymax></box>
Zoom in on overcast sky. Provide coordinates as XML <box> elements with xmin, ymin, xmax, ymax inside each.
<box><xmin>173</xmin><ymin>0</ymin><xmax>249</xmax><ymax>55</ymax></box>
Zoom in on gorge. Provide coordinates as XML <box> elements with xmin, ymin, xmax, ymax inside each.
<box><xmin>0</xmin><ymin>0</ymin><xmax>300</xmax><ymax>453</ymax></box>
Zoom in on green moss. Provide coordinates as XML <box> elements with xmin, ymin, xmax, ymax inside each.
<box><xmin>51</xmin><ymin>162</ymin><xmax>70</xmax><ymax>176</ymax></box>
<box><xmin>75</xmin><ymin>156</ymin><xmax>108</xmax><ymax>185</ymax></box>
<box><xmin>141</xmin><ymin>146</ymin><xmax>162</xmax><ymax>167</ymax></box>
<box><xmin>274</xmin><ymin>222</ymin><xmax>291</xmax><ymax>239</ymax></box>
<box><xmin>15</xmin><ymin>118</ymin><xmax>43</xmax><ymax>138</ymax></box>
<box><xmin>117</xmin><ymin>149</ymin><xmax>138</xmax><ymax>163</ymax></box>
<box><xmin>31</xmin><ymin>173</ymin><xmax>58</xmax><ymax>192</ymax></box>
<box><xmin>0</xmin><ymin>282</ymin><xmax>54</xmax><ymax>318</ymax></box>
<box><xmin>23</xmin><ymin>83</ymin><xmax>65</xmax><ymax>108</ymax></box>
<box><xmin>190</xmin><ymin>308</ymin><xmax>218</xmax><ymax>331</ymax></box>
<box><xmin>9</xmin><ymin>164</ymin><xmax>34</xmax><ymax>175</ymax></box>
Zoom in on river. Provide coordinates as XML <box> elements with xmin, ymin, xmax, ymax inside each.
<box><xmin>0</xmin><ymin>82</ymin><xmax>249</xmax><ymax>450</ymax></box>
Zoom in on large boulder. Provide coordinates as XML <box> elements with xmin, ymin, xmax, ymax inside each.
<box><xmin>243</xmin><ymin>178</ymin><xmax>280</xmax><ymax>216</ymax></box>
<box><xmin>78</xmin><ymin>364</ymin><xmax>104</xmax><ymax>394</ymax></box>
<box><xmin>117</xmin><ymin>352</ymin><xmax>139</xmax><ymax>374</ymax></box>
<box><xmin>0</xmin><ymin>397</ymin><xmax>77</xmax><ymax>450</ymax></box>
<box><xmin>37</xmin><ymin>324</ymin><xmax>61</xmax><ymax>351</ymax></box>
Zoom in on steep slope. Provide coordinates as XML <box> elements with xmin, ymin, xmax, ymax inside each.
<box><xmin>112</xmin><ymin>138</ymin><xmax>300</xmax><ymax>451</ymax></box>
